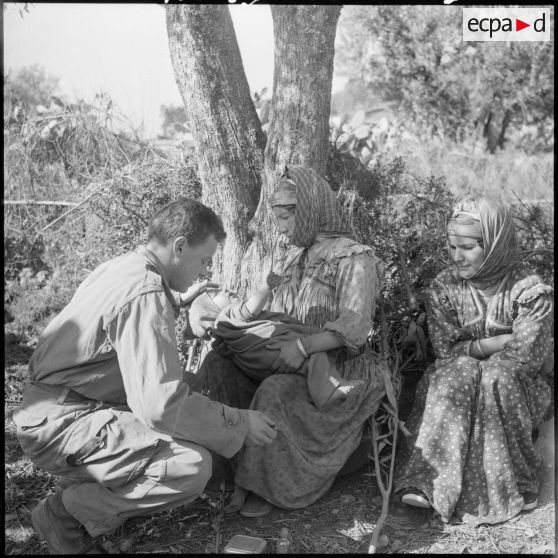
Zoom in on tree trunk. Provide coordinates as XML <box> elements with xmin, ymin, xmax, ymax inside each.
<box><xmin>495</xmin><ymin>108</ymin><xmax>512</xmax><ymax>151</ymax></box>
<box><xmin>240</xmin><ymin>5</ymin><xmax>342</xmax><ymax>295</ymax></box>
<box><xmin>166</xmin><ymin>5</ymin><xmax>266</xmax><ymax>292</ymax></box>
<box><xmin>167</xmin><ymin>5</ymin><xmax>341</xmax><ymax>296</ymax></box>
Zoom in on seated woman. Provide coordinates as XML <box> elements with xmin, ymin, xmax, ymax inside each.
<box><xmin>395</xmin><ymin>194</ymin><xmax>553</xmax><ymax>527</ymax></box>
<box><xmin>191</xmin><ymin>164</ymin><xmax>389</xmax><ymax>517</ymax></box>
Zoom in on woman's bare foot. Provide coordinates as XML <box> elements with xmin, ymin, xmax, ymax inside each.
<box><xmin>224</xmin><ymin>485</ymin><xmax>248</xmax><ymax>514</ymax></box>
<box><xmin>328</xmin><ymin>379</ymin><xmax>365</xmax><ymax>403</ymax></box>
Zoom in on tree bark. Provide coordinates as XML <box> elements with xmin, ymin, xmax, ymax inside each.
<box><xmin>241</xmin><ymin>5</ymin><xmax>342</xmax><ymax>295</ymax></box>
<box><xmin>166</xmin><ymin>5</ymin><xmax>266</xmax><ymax>291</ymax></box>
<box><xmin>167</xmin><ymin>5</ymin><xmax>341</xmax><ymax>296</ymax></box>
<box><xmin>267</xmin><ymin>5</ymin><xmax>341</xmax><ymax>175</ymax></box>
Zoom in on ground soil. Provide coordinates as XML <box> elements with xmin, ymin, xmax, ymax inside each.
<box><xmin>5</xmin><ymin>354</ymin><xmax>555</xmax><ymax>555</ymax></box>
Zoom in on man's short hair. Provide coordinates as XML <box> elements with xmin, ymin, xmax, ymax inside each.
<box><xmin>147</xmin><ymin>198</ymin><xmax>226</xmax><ymax>247</ymax></box>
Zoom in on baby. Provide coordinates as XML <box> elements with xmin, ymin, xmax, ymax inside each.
<box><xmin>187</xmin><ymin>272</ymin><xmax>364</xmax><ymax>409</ymax></box>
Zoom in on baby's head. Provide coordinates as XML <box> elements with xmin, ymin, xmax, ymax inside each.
<box><xmin>186</xmin><ymin>289</ymin><xmax>239</xmax><ymax>339</ymax></box>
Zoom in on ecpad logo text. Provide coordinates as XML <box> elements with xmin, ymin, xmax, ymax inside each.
<box><xmin>463</xmin><ymin>8</ymin><xmax>550</xmax><ymax>42</ymax></box>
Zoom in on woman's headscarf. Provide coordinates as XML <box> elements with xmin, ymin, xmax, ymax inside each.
<box><xmin>270</xmin><ymin>164</ymin><xmax>354</xmax><ymax>248</ymax></box>
<box><xmin>446</xmin><ymin>193</ymin><xmax>519</xmax><ymax>284</ymax></box>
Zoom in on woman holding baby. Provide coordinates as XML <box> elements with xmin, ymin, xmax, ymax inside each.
<box><xmin>191</xmin><ymin>164</ymin><xmax>389</xmax><ymax>517</ymax></box>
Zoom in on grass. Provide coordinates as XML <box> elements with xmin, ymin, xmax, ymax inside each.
<box><xmin>386</xmin><ymin>133</ymin><xmax>554</xmax><ymax>204</ymax></box>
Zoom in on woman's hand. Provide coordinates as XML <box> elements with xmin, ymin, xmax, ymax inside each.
<box><xmin>471</xmin><ymin>333</ymin><xmax>513</xmax><ymax>359</ymax></box>
<box><xmin>179</xmin><ymin>279</ymin><xmax>220</xmax><ymax>306</ymax></box>
<box><xmin>266</xmin><ymin>339</ymin><xmax>306</xmax><ymax>374</ymax></box>
<box><xmin>495</xmin><ymin>333</ymin><xmax>513</xmax><ymax>348</ymax></box>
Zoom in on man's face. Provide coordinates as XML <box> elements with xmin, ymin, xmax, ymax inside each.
<box><xmin>169</xmin><ymin>234</ymin><xmax>219</xmax><ymax>292</ymax></box>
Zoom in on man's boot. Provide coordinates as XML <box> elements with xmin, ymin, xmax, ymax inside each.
<box><xmin>31</xmin><ymin>492</ymin><xmax>103</xmax><ymax>554</ymax></box>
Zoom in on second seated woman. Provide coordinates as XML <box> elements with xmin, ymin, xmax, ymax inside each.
<box><xmin>395</xmin><ymin>194</ymin><xmax>553</xmax><ymax>526</ymax></box>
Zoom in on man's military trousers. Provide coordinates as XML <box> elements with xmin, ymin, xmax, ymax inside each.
<box><xmin>13</xmin><ymin>382</ymin><xmax>212</xmax><ymax>537</ymax></box>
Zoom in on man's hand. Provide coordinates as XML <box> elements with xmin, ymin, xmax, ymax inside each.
<box><xmin>266</xmin><ymin>339</ymin><xmax>306</xmax><ymax>374</ymax></box>
<box><xmin>245</xmin><ymin>410</ymin><xmax>277</xmax><ymax>446</ymax></box>
<box><xmin>179</xmin><ymin>279</ymin><xmax>220</xmax><ymax>306</ymax></box>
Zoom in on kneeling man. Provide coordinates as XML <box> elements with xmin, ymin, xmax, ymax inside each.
<box><xmin>14</xmin><ymin>198</ymin><xmax>276</xmax><ymax>554</ymax></box>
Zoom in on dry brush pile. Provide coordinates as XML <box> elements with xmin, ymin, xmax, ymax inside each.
<box><xmin>4</xmin><ymin>100</ymin><xmax>201</xmax><ymax>346</ymax></box>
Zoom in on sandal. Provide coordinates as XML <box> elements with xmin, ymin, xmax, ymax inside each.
<box><xmin>401</xmin><ymin>488</ymin><xmax>432</xmax><ymax>509</ymax></box>
<box><xmin>521</xmin><ymin>491</ymin><xmax>538</xmax><ymax>511</ymax></box>
<box><xmin>239</xmin><ymin>492</ymin><xmax>274</xmax><ymax>518</ymax></box>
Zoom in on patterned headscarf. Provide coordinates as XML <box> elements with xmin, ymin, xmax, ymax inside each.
<box><xmin>446</xmin><ymin>193</ymin><xmax>519</xmax><ymax>284</ymax></box>
<box><xmin>270</xmin><ymin>165</ymin><xmax>353</xmax><ymax>248</ymax></box>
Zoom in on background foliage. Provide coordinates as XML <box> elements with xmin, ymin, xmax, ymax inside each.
<box><xmin>4</xmin><ymin>64</ymin><xmax>60</xmax><ymax>121</ymax></box>
<box><xmin>335</xmin><ymin>6</ymin><xmax>554</xmax><ymax>155</ymax></box>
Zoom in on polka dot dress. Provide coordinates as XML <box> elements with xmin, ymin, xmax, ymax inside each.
<box><xmin>395</xmin><ymin>266</ymin><xmax>553</xmax><ymax>526</ymax></box>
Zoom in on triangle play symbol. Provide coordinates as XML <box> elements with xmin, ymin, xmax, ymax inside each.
<box><xmin>516</xmin><ymin>19</ymin><xmax>530</xmax><ymax>31</ymax></box>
